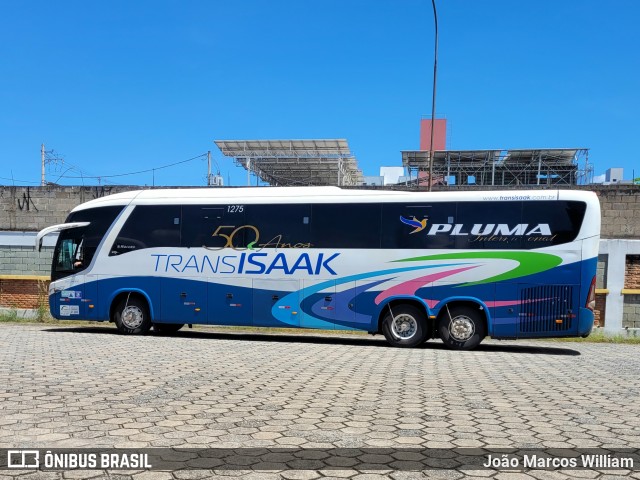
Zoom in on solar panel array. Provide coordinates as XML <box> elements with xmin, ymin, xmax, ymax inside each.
<box><xmin>215</xmin><ymin>139</ymin><xmax>364</xmax><ymax>186</ymax></box>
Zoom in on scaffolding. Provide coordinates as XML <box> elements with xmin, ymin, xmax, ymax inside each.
<box><xmin>215</xmin><ymin>139</ymin><xmax>364</xmax><ymax>186</ymax></box>
<box><xmin>401</xmin><ymin>148</ymin><xmax>590</xmax><ymax>187</ymax></box>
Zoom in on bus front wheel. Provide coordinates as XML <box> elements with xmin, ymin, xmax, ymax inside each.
<box><xmin>114</xmin><ymin>296</ymin><xmax>151</xmax><ymax>335</ymax></box>
<box><xmin>438</xmin><ymin>305</ymin><xmax>486</xmax><ymax>350</ymax></box>
<box><xmin>381</xmin><ymin>305</ymin><xmax>429</xmax><ymax>348</ymax></box>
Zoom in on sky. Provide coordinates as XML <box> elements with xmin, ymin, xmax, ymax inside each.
<box><xmin>0</xmin><ymin>0</ymin><xmax>639</xmax><ymax>187</ymax></box>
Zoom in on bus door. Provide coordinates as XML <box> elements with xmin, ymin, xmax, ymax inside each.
<box><xmin>207</xmin><ymin>278</ymin><xmax>253</xmax><ymax>326</ymax></box>
<box><xmin>253</xmin><ymin>279</ymin><xmax>300</xmax><ymax>327</ymax></box>
<box><xmin>160</xmin><ymin>277</ymin><xmax>207</xmax><ymax>324</ymax></box>
<box><xmin>301</xmin><ymin>280</ymin><xmax>336</xmax><ymax>329</ymax></box>
<box><xmin>517</xmin><ymin>283</ymin><xmax>579</xmax><ymax>338</ymax></box>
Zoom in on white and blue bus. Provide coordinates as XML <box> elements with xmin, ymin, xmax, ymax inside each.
<box><xmin>36</xmin><ymin>187</ymin><xmax>600</xmax><ymax>349</ymax></box>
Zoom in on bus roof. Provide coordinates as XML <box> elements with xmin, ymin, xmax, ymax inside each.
<box><xmin>70</xmin><ymin>187</ymin><xmax>599</xmax><ymax>212</ymax></box>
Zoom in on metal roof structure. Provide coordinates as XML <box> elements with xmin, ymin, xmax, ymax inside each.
<box><xmin>401</xmin><ymin>148</ymin><xmax>591</xmax><ymax>186</ymax></box>
<box><xmin>215</xmin><ymin>139</ymin><xmax>364</xmax><ymax>186</ymax></box>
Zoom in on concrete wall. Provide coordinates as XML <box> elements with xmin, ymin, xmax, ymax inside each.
<box><xmin>623</xmin><ymin>295</ymin><xmax>640</xmax><ymax>328</ymax></box>
<box><xmin>0</xmin><ymin>246</ymin><xmax>53</xmax><ymax>276</ymax></box>
<box><xmin>0</xmin><ymin>185</ymin><xmax>138</xmax><ymax>231</ymax></box>
<box><xmin>597</xmin><ymin>185</ymin><xmax>640</xmax><ymax>238</ymax></box>
<box><xmin>2</xmin><ymin>184</ymin><xmax>640</xmax><ymax>235</ymax></box>
<box><xmin>599</xmin><ymin>239</ymin><xmax>640</xmax><ymax>334</ymax></box>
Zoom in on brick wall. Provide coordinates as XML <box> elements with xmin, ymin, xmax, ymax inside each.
<box><xmin>594</xmin><ymin>254</ymin><xmax>608</xmax><ymax>326</ymax></box>
<box><xmin>625</xmin><ymin>255</ymin><xmax>640</xmax><ymax>289</ymax></box>
<box><xmin>0</xmin><ymin>279</ymin><xmax>49</xmax><ymax>310</ymax></box>
<box><xmin>594</xmin><ymin>295</ymin><xmax>606</xmax><ymax>327</ymax></box>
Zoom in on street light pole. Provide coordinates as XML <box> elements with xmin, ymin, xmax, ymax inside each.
<box><xmin>428</xmin><ymin>0</ymin><xmax>439</xmax><ymax>192</ymax></box>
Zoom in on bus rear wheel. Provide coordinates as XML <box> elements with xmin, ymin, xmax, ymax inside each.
<box><xmin>114</xmin><ymin>296</ymin><xmax>151</xmax><ymax>335</ymax></box>
<box><xmin>381</xmin><ymin>305</ymin><xmax>429</xmax><ymax>348</ymax></box>
<box><xmin>438</xmin><ymin>305</ymin><xmax>486</xmax><ymax>350</ymax></box>
<box><xmin>154</xmin><ymin>323</ymin><xmax>184</xmax><ymax>334</ymax></box>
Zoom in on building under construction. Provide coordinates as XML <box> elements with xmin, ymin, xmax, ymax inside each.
<box><xmin>401</xmin><ymin>147</ymin><xmax>590</xmax><ymax>187</ymax></box>
<box><xmin>214</xmin><ymin>120</ymin><xmax>592</xmax><ymax>187</ymax></box>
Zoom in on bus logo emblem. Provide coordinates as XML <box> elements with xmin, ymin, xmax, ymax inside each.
<box><xmin>400</xmin><ymin>216</ymin><xmax>428</xmax><ymax>234</ymax></box>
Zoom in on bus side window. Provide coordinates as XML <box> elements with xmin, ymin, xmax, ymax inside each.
<box><xmin>110</xmin><ymin>205</ymin><xmax>181</xmax><ymax>255</ymax></box>
<box><xmin>381</xmin><ymin>203</ymin><xmax>456</xmax><ymax>249</ymax></box>
<box><xmin>244</xmin><ymin>204</ymin><xmax>311</xmax><ymax>248</ymax></box>
<box><xmin>311</xmin><ymin>203</ymin><xmax>381</xmax><ymax>248</ymax></box>
<box><xmin>521</xmin><ymin>200</ymin><xmax>586</xmax><ymax>247</ymax></box>
<box><xmin>456</xmin><ymin>201</ymin><xmax>523</xmax><ymax>250</ymax></box>
<box><xmin>182</xmin><ymin>205</ymin><xmax>246</xmax><ymax>249</ymax></box>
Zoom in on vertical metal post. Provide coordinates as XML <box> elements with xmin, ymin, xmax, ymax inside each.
<box><xmin>491</xmin><ymin>153</ymin><xmax>496</xmax><ymax>186</ymax></box>
<box><xmin>446</xmin><ymin>151</ymin><xmax>450</xmax><ymax>185</ymax></box>
<box><xmin>207</xmin><ymin>151</ymin><xmax>212</xmax><ymax>186</ymax></box>
<box><xmin>41</xmin><ymin>144</ymin><xmax>45</xmax><ymax>186</ymax></box>
<box><xmin>537</xmin><ymin>151</ymin><xmax>542</xmax><ymax>185</ymax></box>
<box><xmin>246</xmin><ymin>158</ymin><xmax>251</xmax><ymax>186</ymax></box>
<box><xmin>428</xmin><ymin>0</ymin><xmax>439</xmax><ymax>192</ymax></box>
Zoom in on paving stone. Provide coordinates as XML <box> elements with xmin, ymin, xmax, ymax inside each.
<box><xmin>1</xmin><ymin>325</ymin><xmax>639</xmax><ymax>478</ymax></box>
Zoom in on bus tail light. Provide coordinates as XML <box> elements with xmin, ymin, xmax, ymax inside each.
<box><xmin>586</xmin><ymin>275</ymin><xmax>596</xmax><ymax>311</ymax></box>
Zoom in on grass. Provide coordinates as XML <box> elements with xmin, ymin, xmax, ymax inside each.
<box><xmin>543</xmin><ymin>328</ymin><xmax>640</xmax><ymax>344</ymax></box>
<box><xmin>0</xmin><ymin>309</ymin><xmax>96</xmax><ymax>326</ymax></box>
<box><xmin>0</xmin><ymin>309</ymin><xmax>19</xmax><ymax>322</ymax></box>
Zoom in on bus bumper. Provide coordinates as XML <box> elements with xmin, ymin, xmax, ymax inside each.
<box><xmin>49</xmin><ymin>287</ymin><xmax>58</xmax><ymax>318</ymax></box>
<box><xmin>577</xmin><ymin>307</ymin><xmax>595</xmax><ymax>337</ymax></box>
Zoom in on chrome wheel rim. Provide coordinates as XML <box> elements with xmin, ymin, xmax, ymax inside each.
<box><xmin>391</xmin><ymin>314</ymin><xmax>418</xmax><ymax>340</ymax></box>
<box><xmin>449</xmin><ymin>315</ymin><xmax>475</xmax><ymax>341</ymax></box>
<box><xmin>122</xmin><ymin>306</ymin><xmax>144</xmax><ymax>329</ymax></box>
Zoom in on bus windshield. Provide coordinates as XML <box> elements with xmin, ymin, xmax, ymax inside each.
<box><xmin>51</xmin><ymin>206</ymin><xmax>124</xmax><ymax>281</ymax></box>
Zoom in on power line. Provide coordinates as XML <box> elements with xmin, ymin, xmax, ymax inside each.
<box><xmin>59</xmin><ymin>153</ymin><xmax>208</xmax><ymax>180</ymax></box>
<box><xmin>0</xmin><ymin>175</ymin><xmax>41</xmax><ymax>185</ymax></box>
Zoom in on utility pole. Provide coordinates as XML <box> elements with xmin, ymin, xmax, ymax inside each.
<box><xmin>41</xmin><ymin>143</ymin><xmax>45</xmax><ymax>186</ymax></box>
<box><xmin>207</xmin><ymin>151</ymin><xmax>212</xmax><ymax>186</ymax></box>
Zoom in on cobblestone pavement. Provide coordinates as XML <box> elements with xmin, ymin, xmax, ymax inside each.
<box><xmin>1</xmin><ymin>324</ymin><xmax>639</xmax><ymax>479</ymax></box>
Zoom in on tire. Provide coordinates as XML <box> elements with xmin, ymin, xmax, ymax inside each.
<box><xmin>114</xmin><ymin>296</ymin><xmax>151</xmax><ymax>335</ymax></box>
<box><xmin>154</xmin><ymin>323</ymin><xmax>184</xmax><ymax>334</ymax></box>
<box><xmin>381</xmin><ymin>305</ymin><xmax>430</xmax><ymax>348</ymax></box>
<box><xmin>438</xmin><ymin>305</ymin><xmax>486</xmax><ymax>350</ymax></box>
